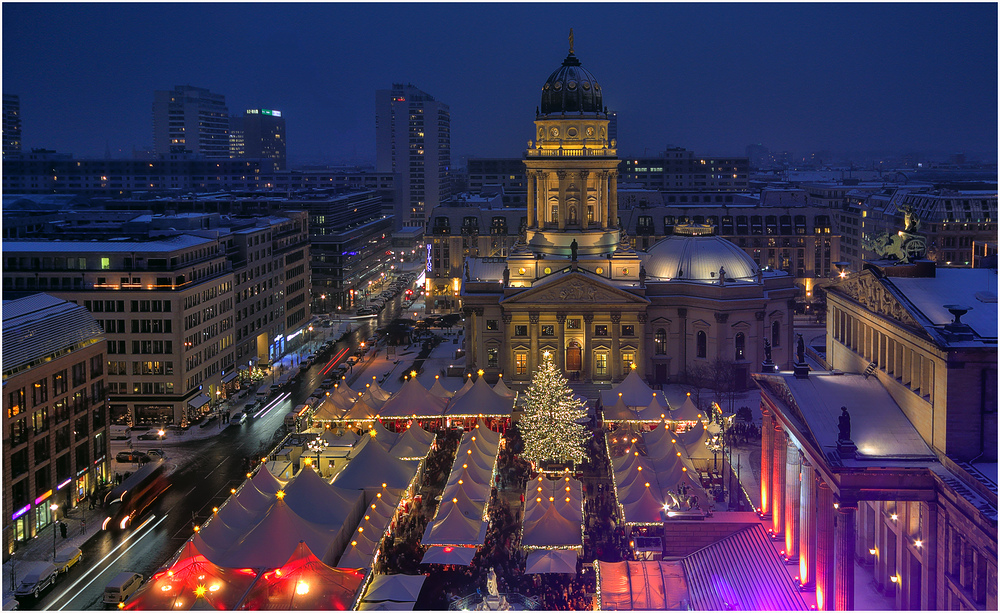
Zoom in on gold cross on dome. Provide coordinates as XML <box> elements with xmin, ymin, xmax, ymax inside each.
<box><xmin>569</xmin><ymin>28</ymin><xmax>575</xmax><ymax>54</ymax></box>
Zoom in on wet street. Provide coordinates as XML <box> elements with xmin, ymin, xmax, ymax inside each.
<box><xmin>28</xmin><ymin>293</ymin><xmax>409</xmax><ymax>611</ymax></box>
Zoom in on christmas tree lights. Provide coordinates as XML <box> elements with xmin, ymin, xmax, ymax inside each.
<box><xmin>519</xmin><ymin>352</ymin><xmax>589</xmax><ymax>466</ymax></box>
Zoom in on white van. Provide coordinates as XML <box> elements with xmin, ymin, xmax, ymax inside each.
<box><xmin>103</xmin><ymin>571</ymin><xmax>143</xmax><ymax>604</ymax></box>
<box><xmin>13</xmin><ymin>562</ymin><xmax>58</xmax><ymax>598</ymax></box>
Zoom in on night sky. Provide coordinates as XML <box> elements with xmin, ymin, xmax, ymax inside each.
<box><xmin>3</xmin><ymin>2</ymin><xmax>997</xmax><ymax>166</ymax></box>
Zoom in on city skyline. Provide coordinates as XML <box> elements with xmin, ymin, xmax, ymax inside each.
<box><xmin>3</xmin><ymin>2</ymin><xmax>997</xmax><ymax>166</ymax></box>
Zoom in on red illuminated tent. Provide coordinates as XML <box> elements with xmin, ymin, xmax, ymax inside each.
<box><xmin>238</xmin><ymin>541</ymin><xmax>366</xmax><ymax>610</ymax></box>
<box><xmin>123</xmin><ymin>540</ymin><xmax>258</xmax><ymax>610</ymax></box>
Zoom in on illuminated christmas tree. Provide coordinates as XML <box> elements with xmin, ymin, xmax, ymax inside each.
<box><xmin>519</xmin><ymin>352</ymin><xmax>589</xmax><ymax>466</ymax></box>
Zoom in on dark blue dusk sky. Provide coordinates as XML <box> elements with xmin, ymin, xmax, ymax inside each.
<box><xmin>3</xmin><ymin>2</ymin><xmax>997</xmax><ymax>166</ymax></box>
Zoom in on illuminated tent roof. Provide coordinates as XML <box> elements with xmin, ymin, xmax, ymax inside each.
<box><xmin>522</xmin><ymin>503</ymin><xmax>582</xmax><ymax>548</ymax></box>
<box><xmin>321</xmin><ymin>428</ymin><xmax>360</xmax><ymax>448</ymax></box>
<box><xmin>525</xmin><ymin>549</ymin><xmax>578</xmax><ymax>575</ymax></box>
<box><xmin>389</xmin><ymin>426</ymin><xmax>434</xmax><ymax>460</ymax></box>
<box><xmin>234</xmin><ymin>480</ymin><xmax>277</xmax><ymax>517</ymax></box>
<box><xmin>123</xmin><ymin>540</ymin><xmax>258</xmax><ymax>611</ymax></box>
<box><xmin>637</xmin><ymin>395</ymin><xmax>670</xmax><ymax>422</ymax></box>
<box><xmin>455</xmin><ymin>442</ymin><xmax>495</xmax><ymax>476</ymax></box>
<box><xmin>422</xmin><ymin>499</ymin><xmax>487</xmax><ymax>546</ymax></box>
<box><xmin>314</xmin><ymin>396</ymin><xmax>346</xmax><ymax>421</ymax></box>
<box><xmin>282</xmin><ymin>466</ymin><xmax>364</xmax><ymax>527</ymax></box>
<box><xmin>428</xmin><ymin>377</ymin><xmax>456</xmax><ymax>399</ymax></box>
<box><xmin>207</xmin><ymin>495</ymin><xmax>257</xmax><ymax>540</ymax></box>
<box><xmin>492</xmin><ymin>376</ymin><xmax>516</xmax><ymax>399</ymax></box>
<box><xmin>334</xmin><ymin>380</ymin><xmax>357</xmax><ymax>400</ymax></box>
<box><xmin>471</xmin><ymin>418</ymin><xmax>502</xmax><ymax>447</ymax></box>
<box><xmin>362</xmin><ymin>574</ymin><xmax>426</xmax><ymax>603</ymax></box>
<box><xmin>442</xmin><ymin>483</ymin><xmax>486</xmax><ymax>521</ymax></box>
<box><xmin>450</xmin><ymin>377</ymin><xmax>474</xmax><ymax>401</ymax></box>
<box><xmin>367</xmin><ymin>376</ymin><xmax>393</xmax><ymax>402</ymax></box>
<box><xmin>342</xmin><ymin>398</ymin><xmax>380</xmax><ymax>421</ymax></box>
<box><xmin>358</xmin><ymin>389</ymin><xmax>386</xmax><ymax>411</ymax></box>
<box><xmin>602</xmin><ymin>396</ymin><xmax>637</xmax><ymax>422</ymax></box>
<box><xmin>420</xmin><ymin>545</ymin><xmax>476</xmax><ymax>566</ymax></box>
<box><xmin>680</xmin><ymin>420</ymin><xmax>713</xmax><ymax>460</ymax></box>
<box><xmin>252</xmin><ymin>465</ymin><xmax>287</xmax><ymax>496</ymax></box>
<box><xmin>523</xmin><ymin>497</ymin><xmax>550</xmax><ymax>524</ymax></box>
<box><xmin>359</xmin><ymin>601</ymin><xmax>415</xmax><ymax>611</ymax></box>
<box><xmin>445</xmin><ymin>465</ymin><xmax>492</xmax><ymax>497</ymax></box>
<box><xmin>371</xmin><ymin>420</ymin><xmax>400</xmax><ymax>447</ymax></box>
<box><xmin>445</xmin><ymin>376</ymin><xmax>513</xmax><ymax>416</ymax></box>
<box><xmin>597</xmin><ymin>561</ymin><xmax>689</xmax><ymax>611</ymax></box>
<box><xmin>379</xmin><ymin>377</ymin><xmax>447</xmax><ymax>418</ymax></box>
<box><xmin>642</xmin><ymin>419</ymin><xmax>672</xmax><ymax>450</ymax></box>
<box><xmin>672</xmin><ymin>396</ymin><xmax>704</xmax><ymax>422</ymax></box>
<box><xmin>441</xmin><ymin>478</ymin><xmax>489</xmax><ymax>507</ymax></box>
<box><xmin>239</xmin><ymin>541</ymin><xmax>366</xmax><ymax>611</ymax></box>
<box><xmin>332</xmin><ymin>436</ymin><xmax>418</xmax><ymax>492</ymax></box>
<box><xmin>601</xmin><ymin>370</ymin><xmax>668</xmax><ymax>410</ymax></box>
<box><xmin>621</xmin><ymin>483</ymin><xmax>667</xmax><ymax>525</ymax></box>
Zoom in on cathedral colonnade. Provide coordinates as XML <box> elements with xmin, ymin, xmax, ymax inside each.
<box><xmin>759</xmin><ymin>397</ymin><xmax>941</xmax><ymax>611</ymax></box>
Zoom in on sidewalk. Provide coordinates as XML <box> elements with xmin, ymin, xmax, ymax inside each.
<box><xmin>3</xmin><ymin>498</ymin><xmax>106</xmax><ymax>598</ymax></box>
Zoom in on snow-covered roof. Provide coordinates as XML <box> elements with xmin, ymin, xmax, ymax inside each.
<box><xmin>889</xmin><ymin>269</ymin><xmax>998</xmax><ymax>341</ymax></box>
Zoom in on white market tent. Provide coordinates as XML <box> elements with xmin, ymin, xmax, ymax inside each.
<box><xmin>445</xmin><ymin>376</ymin><xmax>513</xmax><ymax>416</ymax></box>
<box><xmin>428</xmin><ymin>377</ymin><xmax>456</xmax><ymax>399</ymax></box>
<box><xmin>332</xmin><ymin>435</ymin><xmax>419</xmax><ymax>492</ymax></box>
<box><xmin>671</xmin><ymin>396</ymin><xmax>705</xmax><ymax>423</ymax></box>
<box><xmin>492</xmin><ymin>376</ymin><xmax>516</xmax><ymax>399</ymax></box>
<box><xmin>379</xmin><ymin>377</ymin><xmax>447</xmax><ymax>418</ymax></box>
<box><xmin>359</xmin><ymin>601</ymin><xmax>415</xmax><ymax>610</ymax></box>
<box><xmin>600</xmin><ymin>370</ymin><xmax>669</xmax><ymax>411</ymax></box>
<box><xmin>420</xmin><ymin>545</ymin><xmax>476</xmax><ymax>566</ymax></box>
<box><xmin>282</xmin><ymin>466</ymin><xmax>365</xmax><ymax>535</ymax></box>
<box><xmin>422</xmin><ymin>498</ymin><xmax>487</xmax><ymax>546</ymax></box>
<box><xmin>389</xmin><ymin>426</ymin><xmax>435</xmax><ymax>460</ymax></box>
<box><xmin>525</xmin><ymin>549</ymin><xmax>578</xmax><ymax>575</ymax></box>
<box><xmin>371</xmin><ymin>419</ymin><xmax>401</xmax><ymax>448</ymax></box>
<box><xmin>521</xmin><ymin>503</ymin><xmax>583</xmax><ymax>549</ymax></box>
<box><xmin>603</xmin><ymin>395</ymin><xmax>638</xmax><ymax>422</ymax></box>
<box><xmin>362</xmin><ymin>574</ymin><xmax>426</xmax><ymax>603</ymax></box>
<box><xmin>680</xmin><ymin>420</ymin><xmax>713</xmax><ymax>460</ymax></box>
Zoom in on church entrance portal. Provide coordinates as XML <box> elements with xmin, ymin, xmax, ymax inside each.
<box><xmin>566</xmin><ymin>341</ymin><xmax>582</xmax><ymax>372</ymax></box>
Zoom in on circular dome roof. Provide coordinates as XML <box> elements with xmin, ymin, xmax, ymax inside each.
<box><xmin>540</xmin><ymin>53</ymin><xmax>604</xmax><ymax>116</ymax></box>
<box><xmin>643</xmin><ymin>234</ymin><xmax>759</xmax><ymax>282</ymax></box>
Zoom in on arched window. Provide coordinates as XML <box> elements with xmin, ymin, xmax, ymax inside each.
<box><xmin>735</xmin><ymin>332</ymin><xmax>746</xmax><ymax>361</ymax></box>
<box><xmin>696</xmin><ymin>330</ymin><xmax>707</xmax><ymax>358</ymax></box>
<box><xmin>771</xmin><ymin>320</ymin><xmax>781</xmax><ymax>347</ymax></box>
<box><xmin>655</xmin><ymin>329</ymin><xmax>667</xmax><ymax>355</ymax></box>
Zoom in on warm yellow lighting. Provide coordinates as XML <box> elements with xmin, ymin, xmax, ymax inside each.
<box><xmin>869</xmin><ymin>548</ymin><xmax>877</xmax><ymax>555</ymax></box>
<box><xmin>275</xmin><ymin>490</ymin><xmax>285</xmax><ymax>500</ymax></box>
<box><xmin>295</xmin><ymin>581</ymin><xmax>310</xmax><ymax>595</ymax></box>
<box><xmin>915</xmin><ymin>539</ymin><xmax>922</xmax><ymax>548</ymax></box>
<box><xmin>212</xmin><ymin>507</ymin><xmax>218</xmax><ymax>513</ymax></box>
<box><xmin>410</xmin><ymin>370</ymin><xmax>417</xmax><ymax>378</ymax></box>
<box><xmin>193</xmin><ymin>525</ymin><xmax>200</xmax><ymax>532</ymax></box>
<box><xmin>195</xmin><ymin>585</ymin><xmax>207</xmax><ymax>598</ymax></box>
<box><xmin>209</xmin><ymin>584</ymin><xmax>220</xmax><ymax>592</ymax></box>
<box><xmin>630</xmin><ymin>362</ymin><xmax>636</xmax><ymax>370</ymax></box>
<box><xmin>890</xmin><ymin>575</ymin><xmax>899</xmax><ymax>584</ymax></box>
<box><xmin>477</xmin><ymin>369</ymin><xmax>485</xmax><ymax>376</ymax></box>
<box><xmin>891</xmin><ymin>513</ymin><xmax>898</xmax><ymax>521</ymax></box>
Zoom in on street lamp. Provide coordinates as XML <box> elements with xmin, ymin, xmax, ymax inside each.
<box><xmin>50</xmin><ymin>503</ymin><xmax>58</xmax><ymax>560</ymax></box>
<box><xmin>307</xmin><ymin>436</ymin><xmax>328</xmax><ymax>477</ymax></box>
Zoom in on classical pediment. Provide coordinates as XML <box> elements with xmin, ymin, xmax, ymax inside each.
<box><xmin>500</xmin><ymin>271</ymin><xmax>650</xmax><ymax>306</ymax></box>
<box><xmin>831</xmin><ymin>271</ymin><xmax>920</xmax><ymax>329</ymax></box>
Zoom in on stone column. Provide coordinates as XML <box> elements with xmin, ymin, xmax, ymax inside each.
<box><xmin>760</xmin><ymin>406</ymin><xmax>773</xmax><ymax>517</ymax></box>
<box><xmin>526</xmin><ymin>172</ymin><xmax>536</xmax><ymax>228</ymax></box>
<box><xmin>610</xmin><ymin>311</ymin><xmax>622</xmax><ymax>381</ymax></box>
<box><xmin>599</xmin><ymin>172</ymin><xmax>608</xmax><ymax>230</ymax></box>
<box><xmin>772</xmin><ymin>426</ymin><xmax>786</xmax><ymax>536</ymax></box>
<box><xmin>500</xmin><ymin>310</ymin><xmax>512</xmax><ymax>376</ymax></box>
<box><xmin>555</xmin><ymin>313</ymin><xmax>567</xmax><ymax>374</ymax></box>
<box><xmin>557</xmin><ymin>171</ymin><xmax>567</xmax><ymax>231</ymax></box>
<box><xmin>609</xmin><ymin>172</ymin><xmax>618</xmax><ymax>228</ymax></box>
<box><xmin>636</xmin><ymin>312</ymin><xmax>648</xmax><ymax>379</ymax></box>
<box><xmin>816</xmin><ymin>478</ymin><xmax>835</xmax><ymax>611</ymax></box>
<box><xmin>799</xmin><ymin>456</ymin><xmax>816</xmax><ymax>589</ymax></box>
<box><xmin>528</xmin><ymin>311</ymin><xmax>540</xmax><ymax>374</ymax></box>
<box><xmin>835</xmin><ymin>503</ymin><xmax>857</xmax><ymax>611</ymax></box>
<box><xmin>463</xmin><ymin>307</ymin><xmax>477</xmax><ymax>369</ymax></box>
<box><xmin>583</xmin><ymin>313</ymin><xmax>594</xmax><ymax>381</ymax></box>
<box><xmin>785</xmin><ymin>439</ymin><xmax>801</xmax><ymax>560</ymax></box>
<box><xmin>474</xmin><ymin>307</ymin><xmax>485</xmax><ymax>371</ymax></box>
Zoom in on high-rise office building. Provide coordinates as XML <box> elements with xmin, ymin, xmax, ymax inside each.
<box><xmin>376</xmin><ymin>83</ymin><xmax>451</xmax><ymax>229</ymax></box>
<box><xmin>3</xmin><ymin>94</ymin><xmax>22</xmax><ymax>157</ymax></box>
<box><xmin>229</xmin><ymin>108</ymin><xmax>286</xmax><ymax>171</ymax></box>
<box><xmin>153</xmin><ymin>85</ymin><xmax>229</xmax><ymax>159</ymax></box>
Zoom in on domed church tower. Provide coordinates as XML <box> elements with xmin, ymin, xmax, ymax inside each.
<box><xmin>524</xmin><ymin>33</ymin><xmax>621</xmax><ymax>257</ymax></box>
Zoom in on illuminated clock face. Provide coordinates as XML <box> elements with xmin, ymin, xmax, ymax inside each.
<box><xmin>550</xmin><ymin>127</ymin><xmax>559</xmax><ymax>137</ymax></box>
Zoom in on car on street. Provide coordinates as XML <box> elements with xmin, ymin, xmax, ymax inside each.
<box><xmin>137</xmin><ymin>431</ymin><xmax>164</xmax><ymax>441</ymax></box>
<box><xmin>145</xmin><ymin>448</ymin><xmax>166</xmax><ymax>459</ymax></box>
<box><xmin>116</xmin><ymin>451</ymin><xmax>150</xmax><ymax>464</ymax></box>
<box><xmin>54</xmin><ymin>547</ymin><xmax>83</xmax><ymax>575</ymax></box>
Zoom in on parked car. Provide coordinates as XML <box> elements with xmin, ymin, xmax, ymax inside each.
<box><xmin>116</xmin><ymin>451</ymin><xmax>150</xmax><ymax>464</ymax></box>
<box><xmin>14</xmin><ymin>562</ymin><xmax>57</xmax><ymax>599</ymax></box>
<box><xmin>54</xmin><ymin>547</ymin><xmax>83</xmax><ymax>575</ymax></box>
<box><xmin>144</xmin><ymin>448</ymin><xmax>166</xmax><ymax>460</ymax></box>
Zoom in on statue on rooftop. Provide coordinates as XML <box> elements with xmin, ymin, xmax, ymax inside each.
<box><xmin>464</xmin><ymin>259</ymin><xmax>471</xmax><ymax>281</ymax></box>
<box><xmin>718</xmin><ymin>266</ymin><xmax>726</xmax><ymax>285</ymax></box>
<box><xmin>502</xmin><ymin>266</ymin><xmax>510</xmax><ymax>287</ymax></box>
<box><xmin>796</xmin><ymin>334</ymin><xmax>805</xmax><ymax>364</ymax></box>
<box><xmin>639</xmin><ymin>265</ymin><xmax>646</xmax><ymax>287</ymax></box>
<box><xmin>763</xmin><ymin>339</ymin><xmax>772</xmax><ymax>363</ymax></box>
<box><xmin>838</xmin><ymin>406</ymin><xmax>852</xmax><ymax>443</ymax></box>
<box><xmin>570</xmin><ymin>238</ymin><xmax>578</xmax><ymax>261</ymax></box>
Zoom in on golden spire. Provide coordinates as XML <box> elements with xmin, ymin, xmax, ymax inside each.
<box><xmin>569</xmin><ymin>28</ymin><xmax>575</xmax><ymax>54</ymax></box>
